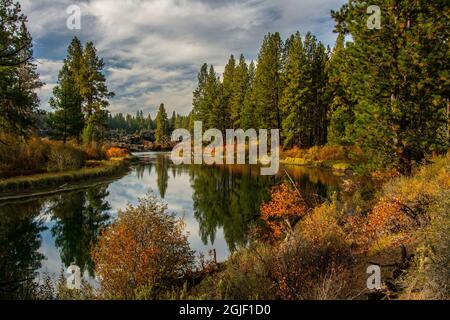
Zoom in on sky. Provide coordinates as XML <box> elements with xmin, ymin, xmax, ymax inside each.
<box><xmin>21</xmin><ymin>0</ymin><xmax>347</xmax><ymax>117</ymax></box>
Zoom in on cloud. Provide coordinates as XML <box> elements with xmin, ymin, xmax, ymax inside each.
<box><xmin>22</xmin><ymin>0</ymin><xmax>346</xmax><ymax>116</ymax></box>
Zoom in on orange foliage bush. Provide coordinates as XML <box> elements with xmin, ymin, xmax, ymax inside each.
<box><xmin>0</xmin><ymin>134</ymin><xmax>51</xmax><ymax>177</ymax></box>
<box><xmin>83</xmin><ymin>143</ymin><xmax>107</xmax><ymax>160</ymax></box>
<box><xmin>260</xmin><ymin>183</ymin><xmax>308</xmax><ymax>240</ymax></box>
<box><xmin>316</xmin><ymin>145</ymin><xmax>346</xmax><ymax>161</ymax></box>
<box><xmin>282</xmin><ymin>146</ymin><xmax>304</xmax><ymax>159</ymax></box>
<box><xmin>106</xmin><ymin>147</ymin><xmax>129</xmax><ymax>159</ymax></box>
<box><xmin>91</xmin><ymin>194</ymin><xmax>194</xmax><ymax>299</ymax></box>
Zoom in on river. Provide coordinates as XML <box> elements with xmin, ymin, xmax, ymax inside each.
<box><xmin>0</xmin><ymin>152</ymin><xmax>343</xmax><ymax>289</ymax></box>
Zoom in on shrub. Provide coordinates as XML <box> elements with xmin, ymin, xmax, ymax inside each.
<box><xmin>266</xmin><ymin>235</ymin><xmax>352</xmax><ymax>300</ymax></box>
<box><xmin>193</xmin><ymin>230</ymin><xmax>352</xmax><ymax>300</ymax></box>
<box><xmin>0</xmin><ymin>134</ymin><xmax>52</xmax><ymax>178</ymax></box>
<box><xmin>106</xmin><ymin>147</ymin><xmax>129</xmax><ymax>159</ymax></box>
<box><xmin>401</xmin><ymin>179</ymin><xmax>450</xmax><ymax>299</ymax></box>
<box><xmin>282</xmin><ymin>146</ymin><xmax>304</xmax><ymax>159</ymax></box>
<box><xmin>47</xmin><ymin>143</ymin><xmax>85</xmax><ymax>172</ymax></box>
<box><xmin>26</xmin><ymin>138</ymin><xmax>51</xmax><ymax>169</ymax></box>
<box><xmin>192</xmin><ymin>243</ymin><xmax>276</xmax><ymax>300</ymax></box>
<box><xmin>91</xmin><ymin>194</ymin><xmax>195</xmax><ymax>299</ymax></box>
<box><xmin>317</xmin><ymin>145</ymin><xmax>346</xmax><ymax>162</ymax></box>
<box><xmin>365</xmin><ymin>157</ymin><xmax>449</xmax><ymax>246</ymax></box>
<box><xmin>401</xmin><ymin>158</ymin><xmax>450</xmax><ymax>300</ymax></box>
<box><xmin>299</xmin><ymin>202</ymin><xmax>349</xmax><ymax>251</ymax></box>
<box><xmin>259</xmin><ymin>183</ymin><xmax>308</xmax><ymax>240</ymax></box>
<box><xmin>83</xmin><ymin>143</ymin><xmax>107</xmax><ymax>160</ymax></box>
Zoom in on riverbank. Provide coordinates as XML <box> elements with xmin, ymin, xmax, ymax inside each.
<box><xmin>280</xmin><ymin>145</ymin><xmax>353</xmax><ymax>173</ymax></box>
<box><xmin>0</xmin><ymin>157</ymin><xmax>135</xmax><ymax>197</ymax></box>
<box><xmin>281</xmin><ymin>157</ymin><xmax>351</xmax><ymax>172</ymax></box>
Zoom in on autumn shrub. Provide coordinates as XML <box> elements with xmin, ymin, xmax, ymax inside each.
<box><xmin>400</xmin><ymin>185</ymin><xmax>450</xmax><ymax>299</ymax></box>
<box><xmin>194</xmin><ymin>230</ymin><xmax>353</xmax><ymax>300</ymax></box>
<box><xmin>192</xmin><ymin>194</ymin><xmax>354</xmax><ymax>300</ymax></box>
<box><xmin>0</xmin><ymin>133</ymin><xmax>26</xmax><ymax>178</ymax></box>
<box><xmin>0</xmin><ymin>134</ymin><xmax>52</xmax><ymax>178</ymax></box>
<box><xmin>91</xmin><ymin>194</ymin><xmax>195</xmax><ymax>300</ymax></box>
<box><xmin>27</xmin><ymin>137</ymin><xmax>51</xmax><ymax>168</ymax></box>
<box><xmin>106</xmin><ymin>147</ymin><xmax>129</xmax><ymax>159</ymax></box>
<box><xmin>281</xmin><ymin>146</ymin><xmax>304</xmax><ymax>159</ymax></box>
<box><xmin>299</xmin><ymin>202</ymin><xmax>349</xmax><ymax>251</ymax></box>
<box><xmin>82</xmin><ymin>143</ymin><xmax>107</xmax><ymax>160</ymax></box>
<box><xmin>259</xmin><ymin>183</ymin><xmax>308</xmax><ymax>240</ymax></box>
<box><xmin>266</xmin><ymin>235</ymin><xmax>352</xmax><ymax>300</ymax></box>
<box><xmin>47</xmin><ymin>143</ymin><xmax>85</xmax><ymax>172</ymax></box>
<box><xmin>364</xmin><ymin>157</ymin><xmax>450</xmax><ymax>251</ymax></box>
<box><xmin>282</xmin><ymin>145</ymin><xmax>349</xmax><ymax>163</ymax></box>
<box><xmin>192</xmin><ymin>243</ymin><xmax>276</xmax><ymax>300</ymax></box>
<box><xmin>317</xmin><ymin>145</ymin><xmax>346</xmax><ymax>161</ymax></box>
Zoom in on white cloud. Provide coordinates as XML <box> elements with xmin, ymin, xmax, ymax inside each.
<box><xmin>23</xmin><ymin>0</ymin><xmax>346</xmax><ymax>115</ymax></box>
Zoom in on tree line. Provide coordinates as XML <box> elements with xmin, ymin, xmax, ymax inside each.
<box><xmin>107</xmin><ymin>107</ymin><xmax>191</xmax><ymax>135</ymax></box>
<box><xmin>191</xmin><ymin>0</ymin><xmax>449</xmax><ymax>174</ymax></box>
<box><xmin>1</xmin><ymin>0</ymin><xmax>448</xmax><ymax>175</ymax></box>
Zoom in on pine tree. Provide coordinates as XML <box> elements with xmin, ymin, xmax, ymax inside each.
<box><xmin>309</xmin><ymin>36</ymin><xmax>329</xmax><ymax>146</ymax></box>
<box><xmin>155</xmin><ymin>103</ymin><xmax>169</xmax><ymax>144</ymax></box>
<box><xmin>192</xmin><ymin>63</ymin><xmax>210</xmax><ymax>126</ymax></box>
<box><xmin>230</xmin><ymin>54</ymin><xmax>249</xmax><ymax>129</ymax></box>
<box><xmin>0</xmin><ymin>0</ymin><xmax>42</xmax><ymax>135</ymax></box>
<box><xmin>327</xmin><ymin>33</ymin><xmax>355</xmax><ymax>146</ymax></box>
<box><xmin>240</xmin><ymin>61</ymin><xmax>256</xmax><ymax>130</ymax></box>
<box><xmin>205</xmin><ymin>65</ymin><xmax>225</xmax><ymax>131</ymax></box>
<box><xmin>332</xmin><ymin>0</ymin><xmax>449</xmax><ymax>174</ymax></box>
<box><xmin>222</xmin><ymin>54</ymin><xmax>236</xmax><ymax>128</ymax></box>
<box><xmin>280</xmin><ymin>32</ymin><xmax>329</xmax><ymax>147</ymax></box>
<box><xmin>251</xmin><ymin>32</ymin><xmax>283</xmax><ymax>130</ymax></box>
<box><xmin>79</xmin><ymin>41</ymin><xmax>114</xmax><ymax>143</ymax></box>
<box><xmin>281</xmin><ymin>32</ymin><xmax>309</xmax><ymax>147</ymax></box>
<box><xmin>169</xmin><ymin>111</ymin><xmax>176</xmax><ymax>132</ymax></box>
<box><xmin>48</xmin><ymin>64</ymin><xmax>84</xmax><ymax>143</ymax></box>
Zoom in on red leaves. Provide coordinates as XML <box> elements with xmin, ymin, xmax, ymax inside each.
<box><xmin>260</xmin><ymin>183</ymin><xmax>308</xmax><ymax>240</ymax></box>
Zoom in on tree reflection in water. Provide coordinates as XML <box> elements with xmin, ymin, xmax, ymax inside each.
<box><xmin>49</xmin><ymin>185</ymin><xmax>111</xmax><ymax>276</ymax></box>
<box><xmin>0</xmin><ymin>199</ymin><xmax>46</xmax><ymax>299</ymax></box>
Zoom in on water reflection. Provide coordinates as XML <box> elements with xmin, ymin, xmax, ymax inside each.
<box><xmin>49</xmin><ymin>186</ymin><xmax>111</xmax><ymax>276</ymax></box>
<box><xmin>0</xmin><ymin>152</ymin><xmax>342</xmax><ymax>298</ymax></box>
<box><xmin>0</xmin><ymin>200</ymin><xmax>46</xmax><ymax>299</ymax></box>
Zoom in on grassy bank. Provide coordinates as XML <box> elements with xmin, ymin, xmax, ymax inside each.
<box><xmin>0</xmin><ymin>157</ymin><xmax>132</xmax><ymax>196</ymax></box>
<box><xmin>280</xmin><ymin>145</ymin><xmax>353</xmax><ymax>172</ymax></box>
<box><xmin>281</xmin><ymin>157</ymin><xmax>351</xmax><ymax>171</ymax></box>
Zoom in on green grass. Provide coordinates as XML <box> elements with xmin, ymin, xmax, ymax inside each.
<box><xmin>0</xmin><ymin>158</ymin><xmax>131</xmax><ymax>194</ymax></box>
<box><xmin>280</xmin><ymin>157</ymin><xmax>351</xmax><ymax>171</ymax></box>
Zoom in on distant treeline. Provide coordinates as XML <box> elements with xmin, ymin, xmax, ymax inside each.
<box><xmin>107</xmin><ymin>105</ymin><xmax>191</xmax><ymax>135</ymax></box>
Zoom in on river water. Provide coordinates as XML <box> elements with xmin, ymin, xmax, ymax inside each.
<box><xmin>0</xmin><ymin>152</ymin><xmax>343</xmax><ymax>290</ymax></box>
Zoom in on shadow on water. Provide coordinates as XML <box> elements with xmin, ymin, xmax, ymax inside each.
<box><xmin>0</xmin><ymin>152</ymin><xmax>342</xmax><ymax>298</ymax></box>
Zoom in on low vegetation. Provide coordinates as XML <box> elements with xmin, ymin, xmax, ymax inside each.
<box><xmin>91</xmin><ymin>194</ymin><xmax>195</xmax><ymax>300</ymax></box>
<box><xmin>280</xmin><ymin>145</ymin><xmax>357</xmax><ymax>172</ymax></box>
<box><xmin>0</xmin><ymin>133</ymin><xmax>131</xmax><ymax>194</ymax></box>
